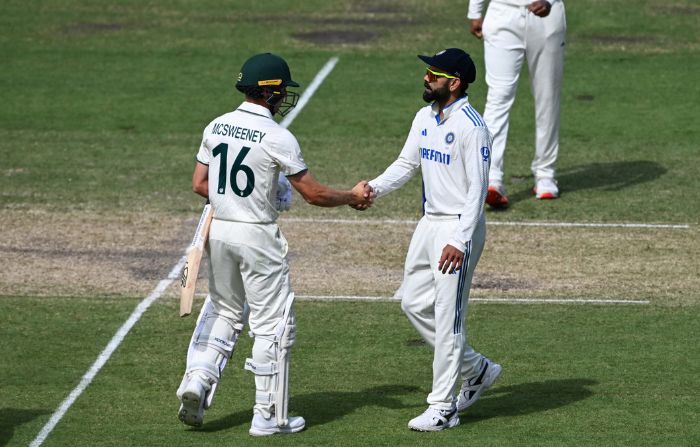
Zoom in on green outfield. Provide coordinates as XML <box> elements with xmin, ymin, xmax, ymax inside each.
<box><xmin>1</xmin><ymin>0</ymin><xmax>699</xmax><ymax>446</ymax></box>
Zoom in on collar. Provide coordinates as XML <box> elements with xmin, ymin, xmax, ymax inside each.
<box><xmin>237</xmin><ymin>101</ymin><xmax>274</xmax><ymax>119</ymax></box>
<box><xmin>431</xmin><ymin>95</ymin><xmax>470</xmax><ymax>125</ymax></box>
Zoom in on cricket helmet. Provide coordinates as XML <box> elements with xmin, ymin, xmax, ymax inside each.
<box><xmin>236</xmin><ymin>53</ymin><xmax>300</xmax><ymax>89</ymax></box>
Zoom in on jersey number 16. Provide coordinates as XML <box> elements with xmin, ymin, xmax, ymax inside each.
<box><xmin>212</xmin><ymin>143</ymin><xmax>255</xmax><ymax>197</ymax></box>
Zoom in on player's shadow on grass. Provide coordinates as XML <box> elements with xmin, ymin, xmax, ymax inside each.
<box><xmin>0</xmin><ymin>408</ymin><xmax>51</xmax><ymax>446</ymax></box>
<box><xmin>505</xmin><ymin>160</ymin><xmax>666</xmax><ymax>206</ymax></box>
<box><xmin>201</xmin><ymin>384</ymin><xmax>420</xmax><ymax>432</ymax></box>
<box><xmin>461</xmin><ymin>378</ymin><xmax>597</xmax><ymax>422</ymax></box>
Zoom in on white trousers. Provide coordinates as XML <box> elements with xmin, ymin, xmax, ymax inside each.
<box><xmin>205</xmin><ymin>219</ymin><xmax>294</xmax><ymax>418</ymax></box>
<box><xmin>482</xmin><ymin>0</ymin><xmax>566</xmax><ymax>183</ymax></box>
<box><xmin>401</xmin><ymin>214</ymin><xmax>486</xmax><ymax>409</ymax></box>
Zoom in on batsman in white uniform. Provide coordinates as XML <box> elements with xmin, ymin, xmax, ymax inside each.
<box><xmin>467</xmin><ymin>0</ymin><xmax>566</xmax><ymax>207</ymax></box>
<box><xmin>176</xmin><ymin>52</ymin><xmax>374</xmax><ymax>436</ymax></box>
<box><xmin>368</xmin><ymin>48</ymin><xmax>501</xmax><ymax>432</ymax></box>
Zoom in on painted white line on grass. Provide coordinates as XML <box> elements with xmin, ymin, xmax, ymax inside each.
<box><xmin>296</xmin><ymin>295</ymin><xmax>650</xmax><ymax>305</ymax></box>
<box><xmin>281</xmin><ymin>217</ymin><xmax>691</xmax><ymax>230</ymax></box>
<box><xmin>488</xmin><ymin>221</ymin><xmax>690</xmax><ymax>230</ymax></box>
<box><xmin>279</xmin><ymin>57</ymin><xmax>339</xmax><ymax>129</ymax></box>
<box><xmin>29</xmin><ymin>57</ymin><xmax>341</xmax><ymax>447</ymax></box>
<box><xmin>30</xmin><ymin>256</ymin><xmax>187</xmax><ymax>447</ymax></box>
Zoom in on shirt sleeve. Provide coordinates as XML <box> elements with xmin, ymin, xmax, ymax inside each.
<box><xmin>368</xmin><ymin>115</ymin><xmax>422</xmax><ymax>198</ymax></box>
<box><xmin>467</xmin><ymin>0</ymin><xmax>486</xmax><ymax>19</ymax></box>
<box><xmin>195</xmin><ymin>124</ymin><xmax>213</xmax><ymax>165</ymax></box>
<box><xmin>266</xmin><ymin>129</ymin><xmax>308</xmax><ymax>176</ymax></box>
<box><xmin>448</xmin><ymin>126</ymin><xmax>492</xmax><ymax>251</ymax></box>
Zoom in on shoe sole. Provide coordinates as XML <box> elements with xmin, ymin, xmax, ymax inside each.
<box><xmin>178</xmin><ymin>389</ymin><xmax>204</xmax><ymax>427</ymax></box>
<box><xmin>408</xmin><ymin>417</ymin><xmax>460</xmax><ymax>432</ymax></box>
<box><xmin>457</xmin><ymin>363</ymin><xmax>502</xmax><ymax>412</ymax></box>
<box><xmin>533</xmin><ymin>187</ymin><xmax>559</xmax><ymax>200</ymax></box>
<box><xmin>486</xmin><ymin>188</ymin><xmax>509</xmax><ymax>208</ymax></box>
<box><xmin>249</xmin><ymin>425</ymin><xmax>305</xmax><ymax>436</ymax></box>
<box><xmin>536</xmin><ymin>193</ymin><xmax>558</xmax><ymax>199</ymax></box>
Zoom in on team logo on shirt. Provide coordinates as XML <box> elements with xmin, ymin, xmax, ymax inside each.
<box><xmin>421</xmin><ymin>129</ymin><xmax>427</xmax><ymax>136</ymax></box>
<box><xmin>481</xmin><ymin>146</ymin><xmax>490</xmax><ymax>161</ymax></box>
<box><xmin>445</xmin><ymin>132</ymin><xmax>455</xmax><ymax>144</ymax></box>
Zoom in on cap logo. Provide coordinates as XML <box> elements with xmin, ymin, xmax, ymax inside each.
<box><xmin>237</xmin><ymin>72</ymin><xmax>243</xmax><ymax>81</ymax></box>
<box><xmin>258</xmin><ymin>79</ymin><xmax>283</xmax><ymax>86</ymax></box>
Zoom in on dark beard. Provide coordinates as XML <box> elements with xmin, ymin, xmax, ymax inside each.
<box><xmin>423</xmin><ymin>82</ymin><xmax>450</xmax><ymax>103</ymax></box>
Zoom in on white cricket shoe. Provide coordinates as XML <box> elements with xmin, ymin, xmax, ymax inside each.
<box><xmin>534</xmin><ymin>177</ymin><xmax>559</xmax><ymax>199</ymax></box>
<box><xmin>177</xmin><ymin>374</ymin><xmax>210</xmax><ymax>427</ymax></box>
<box><xmin>457</xmin><ymin>358</ymin><xmax>502</xmax><ymax>412</ymax></box>
<box><xmin>407</xmin><ymin>407</ymin><xmax>459</xmax><ymax>432</ymax></box>
<box><xmin>249</xmin><ymin>413</ymin><xmax>306</xmax><ymax>436</ymax></box>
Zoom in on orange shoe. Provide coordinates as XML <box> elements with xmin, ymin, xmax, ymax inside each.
<box><xmin>486</xmin><ymin>184</ymin><xmax>509</xmax><ymax>209</ymax></box>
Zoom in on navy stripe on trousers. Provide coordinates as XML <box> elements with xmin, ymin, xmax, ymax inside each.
<box><xmin>453</xmin><ymin>241</ymin><xmax>471</xmax><ymax>335</ymax></box>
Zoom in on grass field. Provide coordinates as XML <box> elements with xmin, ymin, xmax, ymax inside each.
<box><xmin>1</xmin><ymin>0</ymin><xmax>699</xmax><ymax>446</ymax></box>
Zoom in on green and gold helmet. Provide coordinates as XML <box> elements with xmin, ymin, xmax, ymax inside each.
<box><xmin>235</xmin><ymin>53</ymin><xmax>300</xmax><ymax>88</ymax></box>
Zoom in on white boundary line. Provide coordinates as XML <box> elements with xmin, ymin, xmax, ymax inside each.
<box><xmin>280</xmin><ymin>57</ymin><xmax>339</xmax><ymax>129</ymax></box>
<box><xmin>30</xmin><ymin>256</ymin><xmax>187</xmax><ymax>447</ymax></box>
<box><xmin>296</xmin><ymin>295</ymin><xmax>650</xmax><ymax>305</ymax></box>
<box><xmin>282</xmin><ymin>217</ymin><xmax>691</xmax><ymax>230</ymax></box>
<box><xmin>30</xmin><ymin>58</ymin><xmax>341</xmax><ymax>447</ymax></box>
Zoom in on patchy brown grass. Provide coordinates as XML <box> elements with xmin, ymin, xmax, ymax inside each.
<box><xmin>0</xmin><ymin>210</ymin><xmax>697</xmax><ymax>306</ymax></box>
<box><xmin>281</xmin><ymin>220</ymin><xmax>699</xmax><ymax>306</ymax></box>
<box><xmin>0</xmin><ymin>209</ymin><xmax>192</xmax><ymax>298</ymax></box>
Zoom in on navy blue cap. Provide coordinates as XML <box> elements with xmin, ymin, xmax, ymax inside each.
<box><xmin>418</xmin><ymin>48</ymin><xmax>476</xmax><ymax>84</ymax></box>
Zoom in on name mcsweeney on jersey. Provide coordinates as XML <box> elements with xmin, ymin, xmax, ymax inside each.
<box><xmin>421</xmin><ymin>147</ymin><xmax>451</xmax><ymax>165</ymax></box>
<box><xmin>211</xmin><ymin>122</ymin><xmax>266</xmax><ymax>143</ymax></box>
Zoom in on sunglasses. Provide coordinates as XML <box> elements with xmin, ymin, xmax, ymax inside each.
<box><xmin>426</xmin><ymin>67</ymin><xmax>458</xmax><ymax>82</ymax></box>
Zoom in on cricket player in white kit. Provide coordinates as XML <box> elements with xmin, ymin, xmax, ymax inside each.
<box><xmin>368</xmin><ymin>48</ymin><xmax>501</xmax><ymax>431</ymax></box>
<box><xmin>176</xmin><ymin>52</ymin><xmax>374</xmax><ymax>436</ymax></box>
<box><xmin>467</xmin><ymin>0</ymin><xmax>566</xmax><ymax>207</ymax></box>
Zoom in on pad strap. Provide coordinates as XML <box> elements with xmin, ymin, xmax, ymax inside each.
<box><xmin>255</xmin><ymin>391</ymin><xmax>275</xmax><ymax>405</ymax></box>
<box><xmin>244</xmin><ymin>358</ymin><xmax>278</xmax><ymax>375</ymax></box>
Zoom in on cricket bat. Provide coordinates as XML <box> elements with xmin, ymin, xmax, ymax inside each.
<box><xmin>180</xmin><ymin>203</ymin><xmax>214</xmax><ymax>317</ymax></box>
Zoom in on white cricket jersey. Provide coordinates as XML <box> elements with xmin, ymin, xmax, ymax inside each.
<box><xmin>195</xmin><ymin>102</ymin><xmax>307</xmax><ymax>223</ymax></box>
<box><xmin>467</xmin><ymin>0</ymin><xmax>563</xmax><ymax>19</ymax></box>
<box><xmin>369</xmin><ymin>96</ymin><xmax>492</xmax><ymax>251</ymax></box>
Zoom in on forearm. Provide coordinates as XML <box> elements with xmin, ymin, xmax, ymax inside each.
<box><xmin>449</xmin><ymin>195</ymin><xmax>485</xmax><ymax>251</ymax></box>
<box><xmin>191</xmin><ymin>161</ymin><xmax>209</xmax><ymax>199</ymax></box>
<box><xmin>467</xmin><ymin>0</ymin><xmax>486</xmax><ymax>19</ymax></box>
<box><xmin>289</xmin><ymin>170</ymin><xmax>365</xmax><ymax>207</ymax></box>
<box><xmin>193</xmin><ymin>185</ymin><xmax>208</xmax><ymax>198</ymax></box>
<box><xmin>369</xmin><ymin>156</ymin><xmax>418</xmax><ymax>198</ymax></box>
<box><xmin>302</xmin><ymin>185</ymin><xmax>354</xmax><ymax>207</ymax></box>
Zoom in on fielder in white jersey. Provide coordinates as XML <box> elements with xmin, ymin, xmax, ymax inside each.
<box><xmin>367</xmin><ymin>48</ymin><xmax>501</xmax><ymax>432</ymax></box>
<box><xmin>176</xmin><ymin>52</ymin><xmax>374</xmax><ymax>436</ymax></box>
<box><xmin>468</xmin><ymin>0</ymin><xmax>566</xmax><ymax>207</ymax></box>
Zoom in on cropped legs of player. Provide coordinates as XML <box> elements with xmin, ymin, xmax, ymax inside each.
<box><xmin>177</xmin><ymin>220</ymin><xmax>304</xmax><ymax>435</ymax></box>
